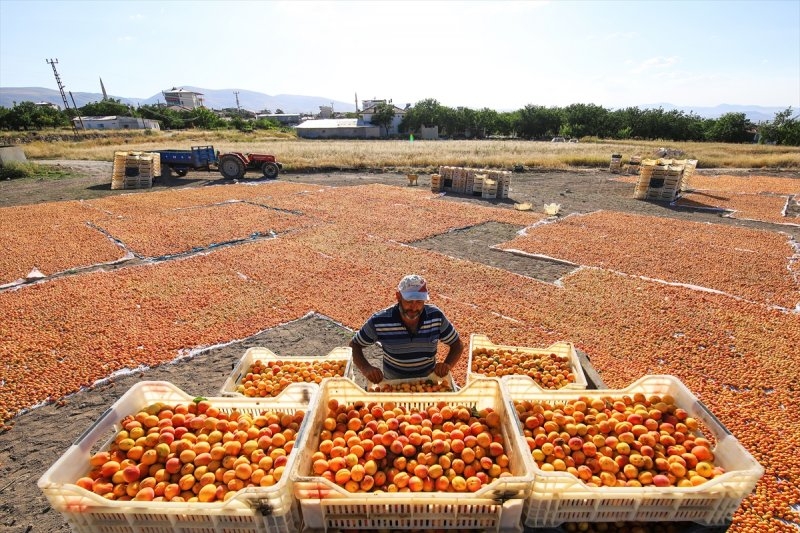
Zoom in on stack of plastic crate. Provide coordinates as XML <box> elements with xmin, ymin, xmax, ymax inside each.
<box><xmin>625</xmin><ymin>155</ymin><xmax>642</xmax><ymax>175</ymax></box>
<box><xmin>430</xmin><ymin>173</ymin><xmax>442</xmax><ymax>192</ymax></box>
<box><xmin>452</xmin><ymin>167</ymin><xmax>466</xmax><ymax>193</ymax></box>
<box><xmin>635</xmin><ymin>160</ymin><xmax>686</xmax><ymax>201</ymax></box>
<box><xmin>111</xmin><ymin>151</ymin><xmax>159</xmax><ymax>190</ymax></box>
<box><xmin>681</xmin><ymin>159</ymin><xmax>698</xmax><ymax>191</ymax></box>
<box><xmin>609</xmin><ymin>154</ymin><xmax>623</xmax><ymax>173</ymax></box>
<box><xmin>481</xmin><ymin>178</ymin><xmax>498</xmax><ymax>199</ymax></box>
<box><xmin>472</xmin><ymin>173</ymin><xmax>487</xmax><ymax>196</ymax></box>
<box><xmin>495</xmin><ymin>170</ymin><xmax>512</xmax><ymax>199</ymax></box>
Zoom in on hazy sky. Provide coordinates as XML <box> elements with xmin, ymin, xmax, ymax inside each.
<box><xmin>1</xmin><ymin>0</ymin><xmax>798</xmax><ymax>110</ymax></box>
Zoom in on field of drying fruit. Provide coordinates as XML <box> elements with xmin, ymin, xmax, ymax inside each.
<box><xmin>0</xmin><ymin>166</ymin><xmax>798</xmax><ymax>532</ymax></box>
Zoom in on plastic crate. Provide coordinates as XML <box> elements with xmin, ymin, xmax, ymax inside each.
<box><xmin>220</xmin><ymin>346</ymin><xmax>353</xmax><ymax>397</ymax></box>
<box><xmin>468</xmin><ymin>334</ymin><xmax>587</xmax><ymax>390</ymax></box>
<box><xmin>367</xmin><ymin>371</ymin><xmax>457</xmax><ymax>392</ymax></box>
<box><xmin>38</xmin><ymin>381</ymin><xmax>317</xmax><ymax>533</ymax></box>
<box><xmin>502</xmin><ymin>375</ymin><xmax>763</xmax><ymax>528</ymax></box>
<box><xmin>292</xmin><ymin>377</ymin><xmax>535</xmax><ymax>532</ymax></box>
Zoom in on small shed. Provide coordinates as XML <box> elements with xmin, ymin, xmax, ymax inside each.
<box><xmin>295</xmin><ymin>118</ymin><xmax>379</xmax><ymax>139</ymax></box>
<box><xmin>73</xmin><ymin>116</ymin><xmax>161</xmax><ymax>131</ymax></box>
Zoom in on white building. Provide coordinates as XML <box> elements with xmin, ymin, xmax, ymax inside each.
<box><xmin>162</xmin><ymin>88</ymin><xmax>203</xmax><ymax>110</ymax></box>
<box><xmin>295</xmin><ymin>118</ymin><xmax>379</xmax><ymax>139</ymax></box>
<box><xmin>359</xmin><ymin>99</ymin><xmax>407</xmax><ymax>136</ymax></box>
<box><xmin>73</xmin><ymin>116</ymin><xmax>161</xmax><ymax>131</ymax></box>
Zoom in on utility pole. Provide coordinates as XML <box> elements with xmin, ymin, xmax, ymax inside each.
<box><xmin>46</xmin><ymin>58</ymin><xmax>80</xmax><ymax>133</ymax></box>
<box><xmin>234</xmin><ymin>91</ymin><xmax>241</xmax><ymax>113</ymax></box>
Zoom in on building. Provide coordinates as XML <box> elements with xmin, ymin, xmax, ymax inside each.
<box><xmin>73</xmin><ymin>116</ymin><xmax>161</xmax><ymax>131</ymax></box>
<box><xmin>161</xmin><ymin>88</ymin><xmax>203</xmax><ymax>110</ymax></box>
<box><xmin>359</xmin><ymin>99</ymin><xmax>407</xmax><ymax>136</ymax></box>
<box><xmin>295</xmin><ymin>118</ymin><xmax>379</xmax><ymax>139</ymax></box>
<box><xmin>256</xmin><ymin>113</ymin><xmax>302</xmax><ymax>125</ymax></box>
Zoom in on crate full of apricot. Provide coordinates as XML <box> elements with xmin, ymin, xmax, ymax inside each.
<box><xmin>37</xmin><ymin>380</ymin><xmax>316</xmax><ymax>533</ymax></box>
<box><xmin>220</xmin><ymin>346</ymin><xmax>353</xmax><ymax>397</ymax></box>
<box><xmin>292</xmin><ymin>377</ymin><xmax>535</xmax><ymax>532</ymax></box>
<box><xmin>468</xmin><ymin>334</ymin><xmax>587</xmax><ymax>390</ymax></box>
<box><xmin>502</xmin><ymin>374</ymin><xmax>764</xmax><ymax>528</ymax></box>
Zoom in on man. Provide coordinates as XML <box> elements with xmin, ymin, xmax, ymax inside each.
<box><xmin>350</xmin><ymin>274</ymin><xmax>464</xmax><ymax>383</ymax></box>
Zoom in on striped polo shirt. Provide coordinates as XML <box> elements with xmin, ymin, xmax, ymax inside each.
<box><xmin>353</xmin><ymin>304</ymin><xmax>460</xmax><ymax>377</ymax></box>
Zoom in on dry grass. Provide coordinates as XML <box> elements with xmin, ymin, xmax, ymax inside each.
<box><xmin>4</xmin><ymin>129</ymin><xmax>799</xmax><ymax>170</ymax></box>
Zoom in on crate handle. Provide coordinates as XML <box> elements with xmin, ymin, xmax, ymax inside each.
<box><xmin>695</xmin><ymin>399</ymin><xmax>731</xmax><ymax>437</ymax></box>
<box><xmin>74</xmin><ymin>406</ymin><xmax>113</xmax><ymax>447</ymax></box>
<box><xmin>508</xmin><ymin>400</ymin><xmax>524</xmax><ymax>436</ymax></box>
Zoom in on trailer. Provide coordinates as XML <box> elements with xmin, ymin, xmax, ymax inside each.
<box><xmin>153</xmin><ymin>146</ymin><xmax>283</xmax><ymax>180</ymax></box>
<box><xmin>153</xmin><ymin>145</ymin><xmax>218</xmax><ymax>177</ymax></box>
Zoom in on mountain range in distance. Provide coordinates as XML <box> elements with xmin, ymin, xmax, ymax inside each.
<box><xmin>0</xmin><ymin>86</ymin><xmax>357</xmax><ymax>115</ymax></box>
<box><xmin>0</xmin><ymin>86</ymin><xmax>791</xmax><ymax>122</ymax></box>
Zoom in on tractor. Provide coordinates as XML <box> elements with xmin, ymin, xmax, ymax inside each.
<box><xmin>218</xmin><ymin>152</ymin><xmax>283</xmax><ymax>180</ymax></box>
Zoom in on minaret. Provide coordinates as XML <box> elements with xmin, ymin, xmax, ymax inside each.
<box><xmin>100</xmin><ymin>77</ymin><xmax>108</xmax><ymax>100</ymax></box>
<box><xmin>355</xmin><ymin>92</ymin><xmax>359</xmax><ymax>113</ymax></box>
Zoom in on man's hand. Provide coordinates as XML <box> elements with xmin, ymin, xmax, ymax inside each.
<box><xmin>363</xmin><ymin>365</ymin><xmax>384</xmax><ymax>384</ymax></box>
<box><xmin>433</xmin><ymin>362</ymin><xmax>451</xmax><ymax>377</ymax></box>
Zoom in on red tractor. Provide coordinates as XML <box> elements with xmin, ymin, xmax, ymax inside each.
<box><xmin>218</xmin><ymin>152</ymin><xmax>283</xmax><ymax>180</ymax></box>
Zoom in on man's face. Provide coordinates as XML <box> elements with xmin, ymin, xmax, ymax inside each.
<box><xmin>396</xmin><ymin>293</ymin><xmax>424</xmax><ymax>321</ymax></box>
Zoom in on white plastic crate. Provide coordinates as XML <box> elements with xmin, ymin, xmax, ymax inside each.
<box><xmin>292</xmin><ymin>377</ymin><xmax>535</xmax><ymax>532</ymax></box>
<box><xmin>468</xmin><ymin>334</ymin><xmax>587</xmax><ymax>390</ymax></box>
<box><xmin>38</xmin><ymin>381</ymin><xmax>317</xmax><ymax>533</ymax></box>
<box><xmin>220</xmin><ymin>346</ymin><xmax>353</xmax><ymax>397</ymax></box>
<box><xmin>367</xmin><ymin>371</ymin><xmax>457</xmax><ymax>392</ymax></box>
<box><xmin>502</xmin><ymin>374</ymin><xmax>764</xmax><ymax>528</ymax></box>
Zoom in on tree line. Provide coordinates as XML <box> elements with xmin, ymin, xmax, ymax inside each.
<box><xmin>1</xmin><ymin>97</ymin><xmax>798</xmax><ymax>146</ymax></box>
<box><xmin>399</xmin><ymin>99</ymin><xmax>800</xmax><ymax>145</ymax></box>
<box><xmin>0</xmin><ymin>99</ymin><xmax>284</xmax><ymax>132</ymax></box>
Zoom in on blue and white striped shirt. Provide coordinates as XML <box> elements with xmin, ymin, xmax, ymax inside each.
<box><xmin>353</xmin><ymin>304</ymin><xmax>460</xmax><ymax>377</ymax></box>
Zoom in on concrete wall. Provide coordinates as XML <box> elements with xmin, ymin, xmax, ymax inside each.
<box><xmin>297</xmin><ymin>126</ymin><xmax>380</xmax><ymax>139</ymax></box>
<box><xmin>0</xmin><ymin>145</ymin><xmax>27</xmax><ymax>165</ymax></box>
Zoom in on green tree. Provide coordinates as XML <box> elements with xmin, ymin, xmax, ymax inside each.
<box><xmin>370</xmin><ymin>102</ymin><xmax>396</xmax><ymax>137</ymax></box>
<box><xmin>705</xmin><ymin>112</ymin><xmax>754</xmax><ymax>143</ymax></box>
<box><xmin>400</xmin><ymin>98</ymin><xmax>444</xmax><ymax>133</ymax></box>
<box><xmin>517</xmin><ymin>105</ymin><xmax>561</xmax><ymax>139</ymax></box>
<box><xmin>561</xmin><ymin>103</ymin><xmax>609</xmax><ymax>138</ymax></box>
<box><xmin>188</xmin><ymin>107</ymin><xmax>223</xmax><ymax>129</ymax></box>
<box><xmin>79</xmin><ymin>98</ymin><xmax>133</xmax><ymax>117</ymax></box>
<box><xmin>0</xmin><ymin>101</ymin><xmax>68</xmax><ymax>130</ymax></box>
<box><xmin>759</xmin><ymin>107</ymin><xmax>800</xmax><ymax>146</ymax></box>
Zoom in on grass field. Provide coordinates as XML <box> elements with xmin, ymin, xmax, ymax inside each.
<box><xmin>3</xmin><ymin>129</ymin><xmax>799</xmax><ymax>170</ymax></box>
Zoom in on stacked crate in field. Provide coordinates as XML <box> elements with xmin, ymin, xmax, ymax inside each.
<box><xmin>111</xmin><ymin>151</ymin><xmax>159</xmax><ymax>190</ymax></box>
<box><xmin>624</xmin><ymin>155</ymin><xmax>642</xmax><ymax>175</ymax></box>
<box><xmin>452</xmin><ymin>167</ymin><xmax>467</xmax><ymax>193</ymax></box>
<box><xmin>493</xmin><ymin>170</ymin><xmax>512</xmax><ymax>198</ymax></box>
<box><xmin>482</xmin><ymin>178</ymin><xmax>498</xmax><ymax>199</ymax></box>
<box><xmin>430</xmin><ymin>173</ymin><xmax>442</xmax><ymax>192</ymax></box>
<box><xmin>635</xmin><ymin>159</ymin><xmax>686</xmax><ymax>201</ymax></box>
<box><xmin>464</xmin><ymin>168</ymin><xmax>476</xmax><ymax>193</ymax></box>
<box><xmin>680</xmin><ymin>159</ymin><xmax>698</xmax><ymax>191</ymax></box>
<box><xmin>473</xmin><ymin>173</ymin><xmax>487</xmax><ymax>195</ymax></box>
<box><xmin>609</xmin><ymin>154</ymin><xmax>623</xmax><ymax>173</ymax></box>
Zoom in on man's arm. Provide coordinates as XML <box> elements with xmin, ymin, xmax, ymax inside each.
<box><xmin>434</xmin><ymin>336</ymin><xmax>464</xmax><ymax>377</ymax></box>
<box><xmin>349</xmin><ymin>339</ymin><xmax>383</xmax><ymax>383</ymax></box>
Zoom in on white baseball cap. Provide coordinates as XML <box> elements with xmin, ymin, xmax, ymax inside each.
<box><xmin>397</xmin><ymin>274</ymin><xmax>429</xmax><ymax>301</ymax></box>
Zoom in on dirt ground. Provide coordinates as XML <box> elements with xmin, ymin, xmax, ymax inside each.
<box><xmin>0</xmin><ymin>162</ymin><xmax>797</xmax><ymax>532</ymax></box>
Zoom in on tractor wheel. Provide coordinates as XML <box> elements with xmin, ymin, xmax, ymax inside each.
<box><xmin>175</xmin><ymin>168</ymin><xmax>188</xmax><ymax>177</ymax></box>
<box><xmin>219</xmin><ymin>155</ymin><xmax>245</xmax><ymax>179</ymax></box>
<box><xmin>262</xmin><ymin>162</ymin><xmax>280</xmax><ymax>179</ymax></box>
